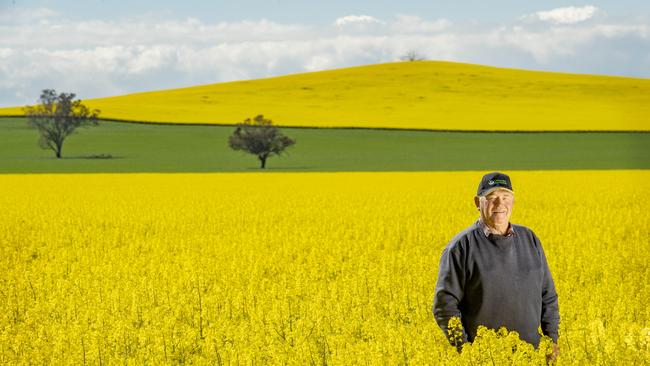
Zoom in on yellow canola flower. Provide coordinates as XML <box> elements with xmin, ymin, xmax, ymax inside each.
<box><xmin>1</xmin><ymin>61</ymin><xmax>648</xmax><ymax>131</ymax></box>
<box><xmin>0</xmin><ymin>170</ymin><xmax>648</xmax><ymax>365</ymax></box>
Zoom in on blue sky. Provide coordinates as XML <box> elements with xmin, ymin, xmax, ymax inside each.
<box><xmin>0</xmin><ymin>1</ymin><xmax>648</xmax><ymax>106</ymax></box>
<box><xmin>4</xmin><ymin>0</ymin><xmax>647</xmax><ymax>23</ymax></box>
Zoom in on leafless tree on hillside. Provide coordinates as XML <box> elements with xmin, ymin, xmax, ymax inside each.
<box><xmin>400</xmin><ymin>51</ymin><xmax>427</xmax><ymax>62</ymax></box>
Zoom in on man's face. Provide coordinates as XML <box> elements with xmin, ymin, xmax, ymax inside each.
<box><xmin>475</xmin><ymin>189</ymin><xmax>514</xmax><ymax>227</ymax></box>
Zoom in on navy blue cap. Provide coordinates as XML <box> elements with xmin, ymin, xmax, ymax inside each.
<box><xmin>477</xmin><ymin>172</ymin><xmax>513</xmax><ymax>196</ymax></box>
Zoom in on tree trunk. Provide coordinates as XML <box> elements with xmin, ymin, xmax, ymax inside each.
<box><xmin>56</xmin><ymin>145</ymin><xmax>62</xmax><ymax>159</ymax></box>
<box><xmin>259</xmin><ymin>156</ymin><xmax>267</xmax><ymax>169</ymax></box>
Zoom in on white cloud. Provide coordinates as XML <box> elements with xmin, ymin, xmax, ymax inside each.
<box><xmin>594</xmin><ymin>24</ymin><xmax>650</xmax><ymax>39</ymax></box>
<box><xmin>0</xmin><ymin>8</ymin><xmax>648</xmax><ymax>107</ymax></box>
<box><xmin>334</xmin><ymin>15</ymin><xmax>382</xmax><ymax>27</ymax></box>
<box><xmin>525</xmin><ymin>5</ymin><xmax>599</xmax><ymax>25</ymax></box>
<box><xmin>0</xmin><ymin>6</ymin><xmax>60</xmax><ymax>24</ymax></box>
<box><xmin>487</xmin><ymin>23</ymin><xmax>650</xmax><ymax>63</ymax></box>
<box><xmin>390</xmin><ymin>15</ymin><xmax>451</xmax><ymax>33</ymax></box>
<box><xmin>126</xmin><ymin>46</ymin><xmax>177</xmax><ymax>74</ymax></box>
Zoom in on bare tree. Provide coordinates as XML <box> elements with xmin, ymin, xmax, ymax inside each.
<box><xmin>400</xmin><ymin>51</ymin><xmax>426</xmax><ymax>62</ymax></box>
<box><xmin>228</xmin><ymin>115</ymin><xmax>295</xmax><ymax>169</ymax></box>
<box><xmin>24</xmin><ymin>89</ymin><xmax>100</xmax><ymax>159</ymax></box>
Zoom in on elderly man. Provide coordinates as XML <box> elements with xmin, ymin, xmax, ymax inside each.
<box><xmin>433</xmin><ymin>172</ymin><xmax>560</xmax><ymax>357</ymax></box>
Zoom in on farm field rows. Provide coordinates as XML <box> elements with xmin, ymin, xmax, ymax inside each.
<box><xmin>1</xmin><ymin>171</ymin><xmax>649</xmax><ymax>364</ymax></box>
<box><xmin>2</xmin><ymin>118</ymin><xmax>649</xmax><ymax>173</ymax></box>
<box><xmin>2</xmin><ymin>62</ymin><xmax>648</xmax><ymax>131</ymax></box>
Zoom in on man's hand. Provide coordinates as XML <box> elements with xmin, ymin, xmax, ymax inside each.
<box><xmin>546</xmin><ymin>343</ymin><xmax>560</xmax><ymax>364</ymax></box>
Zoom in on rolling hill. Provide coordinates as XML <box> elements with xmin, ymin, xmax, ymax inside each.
<box><xmin>2</xmin><ymin>61</ymin><xmax>648</xmax><ymax>131</ymax></box>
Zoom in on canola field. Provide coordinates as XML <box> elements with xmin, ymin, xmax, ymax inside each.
<box><xmin>1</xmin><ymin>171</ymin><xmax>649</xmax><ymax>365</ymax></box>
<box><xmin>1</xmin><ymin>61</ymin><xmax>648</xmax><ymax>131</ymax></box>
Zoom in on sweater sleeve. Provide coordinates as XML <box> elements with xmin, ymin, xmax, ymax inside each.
<box><xmin>433</xmin><ymin>244</ymin><xmax>468</xmax><ymax>345</ymax></box>
<box><xmin>536</xmin><ymin>233</ymin><xmax>560</xmax><ymax>343</ymax></box>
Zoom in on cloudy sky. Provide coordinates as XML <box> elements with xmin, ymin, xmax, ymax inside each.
<box><xmin>1</xmin><ymin>0</ymin><xmax>648</xmax><ymax>107</ymax></box>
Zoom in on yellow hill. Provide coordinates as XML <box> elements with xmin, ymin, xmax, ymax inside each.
<box><xmin>2</xmin><ymin>61</ymin><xmax>648</xmax><ymax>131</ymax></box>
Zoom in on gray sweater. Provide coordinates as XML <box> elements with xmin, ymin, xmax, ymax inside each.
<box><xmin>433</xmin><ymin>221</ymin><xmax>559</xmax><ymax>347</ymax></box>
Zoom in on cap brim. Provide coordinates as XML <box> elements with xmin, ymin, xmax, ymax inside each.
<box><xmin>480</xmin><ymin>187</ymin><xmax>514</xmax><ymax>197</ymax></box>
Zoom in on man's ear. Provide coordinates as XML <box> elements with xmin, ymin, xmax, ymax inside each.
<box><xmin>474</xmin><ymin>196</ymin><xmax>480</xmax><ymax>209</ymax></box>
